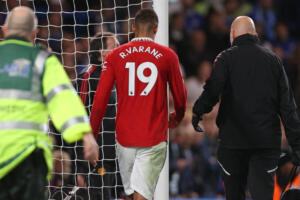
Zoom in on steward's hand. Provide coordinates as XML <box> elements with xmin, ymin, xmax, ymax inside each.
<box><xmin>192</xmin><ymin>98</ymin><xmax>204</xmax><ymax>132</ymax></box>
<box><xmin>192</xmin><ymin>114</ymin><xmax>204</xmax><ymax>132</ymax></box>
<box><xmin>83</xmin><ymin>133</ymin><xmax>99</xmax><ymax>166</ymax></box>
<box><xmin>192</xmin><ymin>99</ymin><xmax>203</xmax><ymax>132</ymax></box>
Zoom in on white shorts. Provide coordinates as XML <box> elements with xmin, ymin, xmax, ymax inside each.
<box><xmin>116</xmin><ymin>141</ymin><xmax>167</xmax><ymax>200</ymax></box>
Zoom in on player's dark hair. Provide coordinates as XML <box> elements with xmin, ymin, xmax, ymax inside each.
<box><xmin>89</xmin><ymin>32</ymin><xmax>117</xmax><ymax>65</ymax></box>
<box><xmin>134</xmin><ymin>9</ymin><xmax>158</xmax><ymax>34</ymax></box>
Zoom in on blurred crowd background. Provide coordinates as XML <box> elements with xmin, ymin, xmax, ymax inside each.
<box><xmin>0</xmin><ymin>0</ymin><xmax>300</xmax><ymax>199</ymax></box>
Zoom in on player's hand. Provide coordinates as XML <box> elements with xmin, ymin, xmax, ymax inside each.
<box><xmin>192</xmin><ymin>114</ymin><xmax>204</xmax><ymax>132</ymax></box>
<box><xmin>169</xmin><ymin>113</ymin><xmax>179</xmax><ymax>128</ymax></box>
<box><xmin>83</xmin><ymin>133</ymin><xmax>99</xmax><ymax>166</ymax></box>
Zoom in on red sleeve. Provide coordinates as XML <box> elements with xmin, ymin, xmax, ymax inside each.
<box><xmin>168</xmin><ymin>50</ymin><xmax>187</xmax><ymax>123</ymax></box>
<box><xmin>90</xmin><ymin>53</ymin><xmax>115</xmax><ymax>139</ymax></box>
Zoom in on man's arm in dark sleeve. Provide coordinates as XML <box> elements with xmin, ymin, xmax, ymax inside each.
<box><xmin>90</xmin><ymin>54</ymin><xmax>115</xmax><ymax>140</ymax></box>
<box><xmin>278</xmin><ymin>57</ymin><xmax>300</xmax><ymax>152</ymax></box>
<box><xmin>193</xmin><ymin>51</ymin><xmax>228</xmax><ymax>116</ymax></box>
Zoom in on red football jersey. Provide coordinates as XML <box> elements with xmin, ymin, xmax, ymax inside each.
<box><xmin>90</xmin><ymin>37</ymin><xmax>187</xmax><ymax>147</ymax></box>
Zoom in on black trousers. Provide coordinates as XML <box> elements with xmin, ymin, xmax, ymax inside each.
<box><xmin>0</xmin><ymin>149</ymin><xmax>47</xmax><ymax>200</ymax></box>
<box><xmin>87</xmin><ymin>161</ymin><xmax>116</xmax><ymax>200</ymax></box>
<box><xmin>217</xmin><ymin>147</ymin><xmax>280</xmax><ymax>200</ymax></box>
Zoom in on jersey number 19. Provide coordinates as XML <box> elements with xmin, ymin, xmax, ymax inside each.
<box><xmin>125</xmin><ymin>62</ymin><xmax>158</xmax><ymax>96</ymax></box>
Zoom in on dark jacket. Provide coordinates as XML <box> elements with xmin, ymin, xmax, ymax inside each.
<box><xmin>193</xmin><ymin>34</ymin><xmax>300</xmax><ymax>150</ymax></box>
<box><xmin>76</xmin><ymin>64</ymin><xmax>117</xmax><ymax>161</ymax></box>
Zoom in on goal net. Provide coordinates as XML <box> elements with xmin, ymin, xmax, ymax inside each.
<box><xmin>0</xmin><ymin>0</ymin><xmax>154</xmax><ymax>199</ymax></box>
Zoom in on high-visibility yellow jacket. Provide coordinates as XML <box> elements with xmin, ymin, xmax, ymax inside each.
<box><xmin>0</xmin><ymin>36</ymin><xmax>91</xmax><ymax>179</ymax></box>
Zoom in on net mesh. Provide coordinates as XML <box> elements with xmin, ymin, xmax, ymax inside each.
<box><xmin>0</xmin><ymin>0</ymin><xmax>153</xmax><ymax>199</ymax></box>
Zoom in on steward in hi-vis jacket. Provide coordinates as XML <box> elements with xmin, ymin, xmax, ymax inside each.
<box><xmin>0</xmin><ymin>7</ymin><xmax>98</xmax><ymax>200</ymax></box>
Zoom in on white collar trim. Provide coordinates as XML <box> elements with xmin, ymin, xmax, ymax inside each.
<box><xmin>131</xmin><ymin>37</ymin><xmax>154</xmax><ymax>42</ymax></box>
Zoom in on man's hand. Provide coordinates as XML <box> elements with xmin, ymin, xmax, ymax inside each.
<box><xmin>77</xmin><ymin>174</ymin><xmax>87</xmax><ymax>188</ymax></box>
<box><xmin>192</xmin><ymin>114</ymin><xmax>204</xmax><ymax>132</ymax></box>
<box><xmin>83</xmin><ymin>133</ymin><xmax>99</xmax><ymax>166</ymax></box>
<box><xmin>192</xmin><ymin>99</ymin><xmax>204</xmax><ymax>132</ymax></box>
<box><xmin>169</xmin><ymin>113</ymin><xmax>179</xmax><ymax>128</ymax></box>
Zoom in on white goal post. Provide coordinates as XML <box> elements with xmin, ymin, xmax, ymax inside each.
<box><xmin>153</xmin><ymin>0</ymin><xmax>169</xmax><ymax>199</ymax></box>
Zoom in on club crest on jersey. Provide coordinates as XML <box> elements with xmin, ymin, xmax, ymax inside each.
<box><xmin>0</xmin><ymin>59</ymin><xmax>31</xmax><ymax>78</ymax></box>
